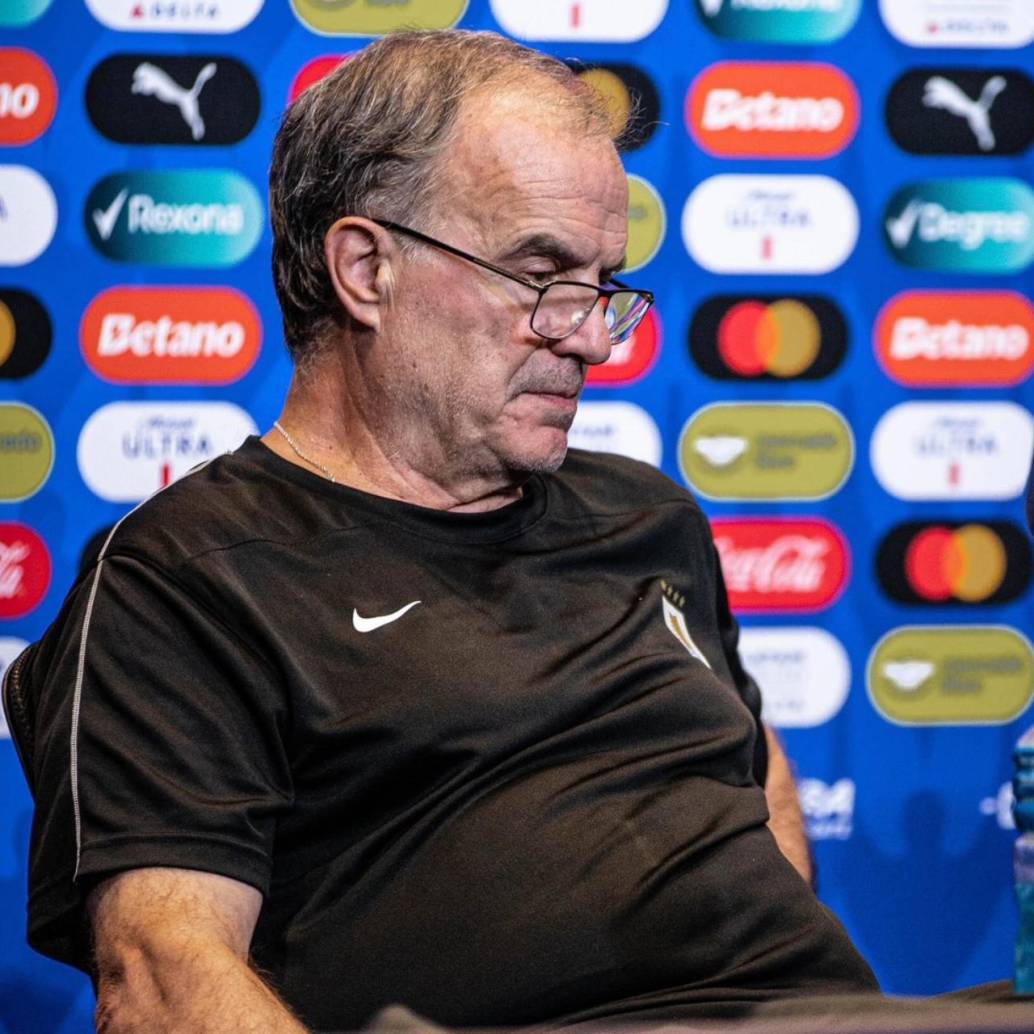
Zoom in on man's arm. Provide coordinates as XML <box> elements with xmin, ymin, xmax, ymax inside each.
<box><xmin>763</xmin><ymin>725</ymin><xmax>813</xmax><ymax>887</ymax></box>
<box><xmin>88</xmin><ymin>868</ymin><xmax>309</xmax><ymax>1034</ymax></box>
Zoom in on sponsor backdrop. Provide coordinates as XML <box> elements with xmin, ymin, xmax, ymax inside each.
<box><xmin>0</xmin><ymin>0</ymin><xmax>1032</xmax><ymax>1028</ymax></box>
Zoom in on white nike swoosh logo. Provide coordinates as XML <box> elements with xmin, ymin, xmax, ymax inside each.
<box><xmin>352</xmin><ymin>600</ymin><xmax>422</xmax><ymax>633</ymax></box>
<box><xmin>886</xmin><ymin>200</ymin><xmax>922</xmax><ymax>249</ymax></box>
<box><xmin>93</xmin><ymin>188</ymin><xmax>129</xmax><ymax>241</ymax></box>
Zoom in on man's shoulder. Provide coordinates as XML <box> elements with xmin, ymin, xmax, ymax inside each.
<box><xmin>553</xmin><ymin>449</ymin><xmax>701</xmax><ymax>515</ymax></box>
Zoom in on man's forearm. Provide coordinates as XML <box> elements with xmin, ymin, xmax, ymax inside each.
<box><xmin>763</xmin><ymin>724</ymin><xmax>813</xmax><ymax>886</ymax></box>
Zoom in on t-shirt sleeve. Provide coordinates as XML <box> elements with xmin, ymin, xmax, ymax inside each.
<box><xmin>23</xmin><ymin>551</ymin><xmax>293</xmax><ymax>972</ymax></box>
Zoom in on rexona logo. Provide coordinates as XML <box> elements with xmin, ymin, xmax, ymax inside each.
<box><xmin>569</xmin><ymin>401</ymin><xmax>661</xmax><ymax>467</ymax></box>
<box><xmin>289</xmin><ymin>55</ymin><xmax>350</xmax><ymax>103</ymax></box>
<box><xmin>679</xmin><ymin>402</ymin><xmax>853</xmax><ymax>501</ymax></box>
<box><xmin>85</xmin><ymin>171</ymin><xmax>262</xmax><ymax>267</ymax></box>
<box><xmin>0</xmin><ymin>49</ymin><xmax>57</xmax><ymax>146</ymax></box>
<box><xmin>491</xmin><ymin>0</ymin><xmax>667</xmax><ymax>42</ymax></box>
<box><xmin>879</xmin><ymin>0</ymin><xmax>1034</xmax><ymax>48</ymax></box>
<box><xmin>78</xmin><ymin>401</ymin><xmax>257</xmax><ymax>502</ymax></box>
<box><xmin>871</xmin><ymin>401</ymin><xmax>1034</xmax><ymax>501</ymax></box>
<box><xmin>0</xmin><ymin>288</ymin><xmax>51</xmax><ymax>379</ymax></box>
<box><xmin>85</xmin><ymin>0</ymin><xmax>263</xmax><ymax>33</ymax></box>
<box><xmin>0</xmin><ymin>523</ymin><xmax>50</xmax><ymax>619</ymax></box>
<box><xmin>569</xmin><ymin>63</ymin><xmax>660</xmax><ymax>152</ymax></box>
<box><xmin>87</xmin><ymin>55</ymin><xmax>259</xmax><ymax>145</ymax></box>
<box><xmin>886</xmin><ymin>69</ymin><xmax>1034</xmax><ymax>157</ymax></box>
<box><xmin>683</xmin><ymin>175</ymin><xmax>857</xmax><ymax>274</ymax></box>
<box><xmin>81</xmin><ymin>286</ymin><xmax>261</xmax><ymax>386</ymax></box>
<box><xmin>798</xmin><ymin>778</ymin><xmax>854</xmax><ymax>841</ymax></box>
<box><xmin>586</xmin><ymin>307</ymin><xmax>660</xmax><ymax>387</ymax></box>
<box><xmin>868</xmin><ymin>625</ymin><xmax>1034</xmax><ymax>726</ymax></box>
<box><xmin>0</xmin><ymin>0</ymin><xmax>53</xmax><ymax>26</ymax></box>
<box><xmin>0</xmin><ymin>165</ymin><xmax>56</xmax><ymax>265</ymax></box>
<box><xmin>688</xmin><ymin>62</ymin><xmax>858</xmax><ymax>158</ymax></box>
<box><xmin>626</xmin><ymin>175</ymin><xmax>665</xmax><ymax>272</ymax></box>
<box><xmin>877</xmin><ymin>520</ymin><xmax>1031</xmax><ymax>607</ymax></box>
<box><xmin>883</xmin><ymin>179</ymin><xmax>1034</xmax><ymax>273</ymax></box>
<box><xmin>875</xmin><ymin>291</ymin><xmax>1034</xmax><ymax>387</ymax></box>
<box><xmin>694</xmin><ymin>0</ymin><xmax>860</xmax><ymax>43</ymax></box>
<box><xmin>0</xmin><ymin>402</ymin><xmax>52</xmax><ymax>501</ymax></box>
<box><xmin>292</xmin><ymin>0</ymin><xmax>467</xmax><ymax>35</ymax></box>
<box><xmin>740</xmin><ymin>627</ymin><xmax>850</xmax><ymax>728</ymax></box>
<box><xmin>691</xmin><ymin>294</ymin><xmax>846</xmax><ymax>381</ymax></box>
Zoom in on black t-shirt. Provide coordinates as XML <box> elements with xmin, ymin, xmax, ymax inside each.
<box><xmin>21</xmin><ymin>440</ymin><xmax>877</xmax><ymax>1029</ymax></box>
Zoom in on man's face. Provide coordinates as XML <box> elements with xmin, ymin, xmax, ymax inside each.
<box><xmin>378</xmin><ymin>88</ymin><xmax>629</xmax><ymax>488</ymax></box>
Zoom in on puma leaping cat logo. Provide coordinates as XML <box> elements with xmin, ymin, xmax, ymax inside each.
<box><xmin>922</xmin><ymin>75</ymin><xmax>1007</xmax><ymax>152</ymax></box>
<box><xmin>132</xmin><ymin>62</ymin><xmax>218</xmax><ymax>141</ymax></box>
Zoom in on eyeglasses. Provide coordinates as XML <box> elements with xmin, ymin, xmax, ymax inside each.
<box><xmin>373</xmin><ymin>219</ymin><xmax>654</xmax><ymax>345</ymax></box>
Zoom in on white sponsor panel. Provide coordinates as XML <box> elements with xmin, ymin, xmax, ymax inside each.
<box><xmin>0</xmin><ymin>165</ymin><xmax>57</xmax><ymax>266</ymax></box>
<box><xmin>980</xmin><ymin>781</ymin><xmax>1015</xmax><ymax>831</ymax></box>
<box><xmin>798</xmin><ymin>777</ymin><xmax>855</xmax><ymax>841</ymax></box>
<box><xmin>682</xmin><ymin>175</ymin><xmax>858</xmax><ymax>274</ymax></box>
<box><xmin>0</xmin><ymin>635</ymin><xmax>28</xmax><ymax>739</ymax></box>
<box><xmin>740</xmin><ymin>626</ymin><xmax>850</xmax><ymax>728</ymax></box>
<box><xmin>569</xmin><ymin>401</ymin><xmax>661</xmax><ymax>467</ymax></box>
<box><xmin>490</xmin><ymin>0</ymin><xmax>667</xmax><ymax>41</ymax></box>
<box><xmin>871</xmin><ymin>401</ymin><xmax>1034</xmax><ymax>501</ymax></box>
<box><xmin>879</xmin><ymin>0</ymin><xmax>1034</xmax><ymax>48</ymax></box>
<box><xmin>85</xmin><ymin>0</ymin><xmax>263</xmax><ymax>32</ymax></box>
<box><xmin>77</xmin><ymin>401</ymin><xmax>256</xmax><ymax>502</ymax></box>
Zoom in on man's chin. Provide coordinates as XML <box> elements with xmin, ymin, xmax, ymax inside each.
<box><xmin>504</xmin><ymin>430</ymin><xmax>570</xmax><ymax>475</ymax></box>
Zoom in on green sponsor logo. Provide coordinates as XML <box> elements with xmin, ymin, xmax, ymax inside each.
<box><xmin>868</xmin><ymin>625</ymin><xmax>1034</xmax><ymax>725</ymax></box>
<box><xmin>693</xmin><ymin>0</ymin><xmax>860</xmax><ymax>43</ymax></box>
<box><xmin>0</xmin><ymin>0</ymin><xmax>53</xmax><ymax>26</ymax></box>
<box><xmin>678</xmin><ymin>402</ymin><xmax>852</xmax><ymax>500</ymax></box>
<box><xmin>0</xmin><ymin>402</ymin><xmax>53</xmax><ymax>501</ymax></box>
<box><xmin>884</xmin><ymin>179</ymin><xmax>1034</xmax><ymax>273</ymax></box>
<box><xmin>85</xmin><ymin>171</ymin><xmax>263</xmax><ymax>267</ymax></box>
<box><xmin>291</xmin><ymin>0</ymin><xmax>468</xmax><ymax>35</ymax></box>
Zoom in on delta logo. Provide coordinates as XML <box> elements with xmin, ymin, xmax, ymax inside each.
<box><xmin>712</xmin><ymin>518</ymin><xmax>849</xmax><ymax>613</ymax></box>
<box><xmin>0</xmin><ymin>165</ymin><xmax>57</xmax><ymax>266</ymax></box>
<box><xmin>85</xmin><ymin>171</ymin><xmax>263</xmax><ymax>267</ymax></box>
<box><xmin>690</xmin><ymin>295</ymin><xmax>846</xmax><ymax>381</ymax></box>
<box><xmin>878</xmin><ymin>0</ymin><xmax>1034</xmax><ymax>49</ymax></box>
<box><xmin>875</xmin><ymin>291</ymin><xmax>1034</xmax><ymax>387</ymax></box>
<box><xmin>0</xmin><ymin>49</ymin><xmax>57</xmax><ymax>146</ymax></box>
<box><xmin>292</xmin><ymin>0</ymin><xmax>467</xmax><ymax>36</ymax></box>
<box><xmin>81</xmin><ymin>286</ymin><xmax>261</xmax><ymax>385</ymax></box>
<box><xmin>0</xmin><ymin>402</ymin><xmax>52</xmax><ymax>501</ymax></box>
<box><xmin>586</xmin><ymin>307</ymin><xmax>660</xmax><ymax>387</ymax></box>
<box><xmin>688</xmin><ymin>62</ymin><xmax>858</xmax><ymax>159</ymax></box>
<box><xmin>694</xmin><ymin>0</ymin><xmax>860</xmax><ymax>43</ymax></box>
<box><xmin>0</xmin><ymin>522</ymin><xmax>50</xmax><ymax>619</ymax></box>
<box><xmin>491</xmin><ymin>0</ymin><xmax>667</xmax><ymax>42</ymax></box>
<box><xmin>85</xmin><ymin>0</ymin><xmax>264</xmax><ymax>33</ymax></box>
<box><xmin>877</xmin><ymin>520</ymin><xmax>1031</xmax><ymax>607</ymax></box>
<box><xmin>289</xmin><ymin>55</ymin><xmax>351</xmax><ymax>103</ymax></box>
<box><xmin>0</xmin><ymin>289</ymin><xmax>51</xmax><ymax>380</ymax></box>
<box><xmin>569</xmin><ymin>62</ymin><xmax>660</xmax><ymax>152</ymax></box>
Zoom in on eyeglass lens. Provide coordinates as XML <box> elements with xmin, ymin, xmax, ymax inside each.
<box><xmin>532</xmin><ymin>284</ymin><xmax>648</xmax><ymax>345</ymax></box>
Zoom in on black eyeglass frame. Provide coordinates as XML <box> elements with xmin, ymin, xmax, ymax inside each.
<box><xmin>372</xmin><ymin>219</ymin><xmax>655</xmax><ymax>344</ymax></box>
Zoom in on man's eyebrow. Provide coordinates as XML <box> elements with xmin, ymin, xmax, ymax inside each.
<box><xmin>499</xmin><ymin>234</ymin><xmax>626</xmax><ymax>278</ymax></box>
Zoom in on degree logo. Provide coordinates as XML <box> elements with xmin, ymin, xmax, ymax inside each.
<box><xmin>586</xmin><ymin>307</ymin><xmax>660</xmax><ymax>387</ymax></box>
<box><xmin>0</xmin><ymin>49</ymin><xmax>57</xmax><ymax>146</ymax></box>
<box><xmin>569</xmin><ymin>401</ymin><xmax>661</xmax><ymax>467</ymax></box>
<box><xmin>0</xmin><ymin>0</ymin><xmax>53</xmax><ymax>26</ymax></box>
<box><xmin>883</xmin><ymin>179</ymin><xmax>1034</xmax><ymax>273</ymax></box>
<box><xmin>879</xmin><ymin>0</ymin><xmax>1034</xmax><ymax>48</ymax></box>
<box><xmin>690</xmin><ymin>295</ymin><xmax>846</xmax><ymax>381</ymax></box>
<box><xmin>81</xmin><ymin>286</ymin><xmax>261</xmax><ymax>386</ymax></box>
<box><xmin>693</xmin><ymin>0</ymin><xmax>860</xmax><ymax>43</ymax></box>
<box><xmin>0</xmin><ymin>523</ymin><xmax>50</xmax><ymax>619</ymax></box>
<box><xmin>491</xmin><ymin>0</ymin><xmax>667</xmax><ymax>42</ymax></box>
<box><xmin>688</xmin><ymin>62</ymin><xmax>858</xmax><ymax>159</ymax></box>
<box><xmin>626</xmin><ymin>175</ymin><xmax>665</xmax><ymax>272</ymax></box>
<box><xmin>85</xmin><ymin>0</ymin><xmax>263</xmax><ymax>33</ymax></box>
<box><xmin>570</xmin><ymin>62</ymin><xmax>660</xmax><ymax>152</ymax></box>
<box><xmin>0</xmin><ymin>165</ymin><xmax>56</xmax><ymax>266</ymax></box>
<box><xmin>877</xmin><ymin>521</ymin><xmax>1031</xmax><ymax>606</ymax></box>
<box><xmin>289</xmin><ymin>55</ymin><xmax>350</xmax><ymax>103</ymax></box>
<box><xmin>0</xmin><ymin>289</ymin><xmax>51</xmax><ymax>380</ymax></box>
<box><xmin>0</xmin><ymin>402</ymin><xmax>53</xmax><ymax>501</ymax></box>
<box><xmin>85</xmin><ymin>171</ymin><xmax>263</xmax><ymax>267</ymax></box>
<box><xmin>292</xmin><ymin>0</ymin><xmax>467</xmax><ymax>35</ymax></box>
<box><xmin>875</xmin><ymin>291</ymin><xmax>1034</xmax><ymax>387</ymax></box>
<box><xmin>868</xmin><ymin>625</ymin><xmax>1034</xmax><ymax>726</ymax></box>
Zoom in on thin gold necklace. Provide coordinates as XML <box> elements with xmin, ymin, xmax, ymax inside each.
<box><xmin>272</xmin><ymin>420</ymin><xmax>337</xmax><ymax>484</ymax></box>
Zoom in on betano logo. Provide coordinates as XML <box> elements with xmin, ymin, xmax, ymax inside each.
<box><xmin>85</xmin><ymin>0</ymin><xmax>264</xmax><ymax>32</ymax></box>
<box><xmin>879</xmin><ymin>0</ymin><xmax>1034</xmax><ymax>49</ymax></box>
<box><xmin>694</xmin><ymin>0</ymin><xmax>860</xmax><ymax>43</ymax></box>
<box><xmin>292</xmin><ymin>0</ymin><xmax>467</xmax><ymax>36</ymax></box>
<box><xmin>868</xmin><ymin>625</ymin><xmax>1034</xmax><ymax>726</ymax></box>
<box><xmin>491</xmin><ymin>0</ymin><xmax>667</xmax><ymax>42</ymax></box>
<box><xmin>626</xmin><ymin>175</ymin><xmax>665</xmax><ymax>272</ymax></box>
<box><xmin>0</xmin><ymin>402</ymin><xmax>53</xmax><ymax>501</ymax></box>
<box><xmin>570</xmin><ymin>63</ymin><xmax>660</xmax><ymax>152</ymax></box>
<box><xmin>85</xmin><ymin>171</ymin><xmax>262</xmax><ymax>267</ymax></box>
<box><xmin>569</xmin><ymin>401</ymin><xmax>661</xmax><ymax>467</ymax></box>
<box><xmin>0</xmin><ymin>522</ymin><xmax>50</xmax><ymax>619</ymax></box>
<box><xmin>877</xmin><ymin>520</ymin><xmax>1031</xmax><ymax>606</ymax></box>
<box><xmin>883</xmin><ymin>179</ymin><xmax>1034</xmax><ymax>273</ymax></box>
<box><xmin>0</xmin><ymin>49</ymin><xmax>57</xmax><ymax>145</ymax></box>
<box><xmin>0</xmin><ymin>165</ymin><xmax>56</xmax><ymax>265</ymax></box>
<box><xmin>586</xmin><ymin>307</ymin><xmax>660</xmax><ymax>387</ymax></box>
<box><xmin>690</xmin><ymin>294</ymin><xmax>847</xmax><ymax>380</ymax></box>
<box><xmin>0</xmin><ymin>0</ymin><xmax>53</xmax><ymax>26</ymax></box>
<box><xmin>688</xmin><ymin>62</ymin><xmax>858</xmax><ymax>158</ymax></box>
<box><xmin>0</xmin><ymin>289</ymin><xmax>51</xmax><ymax>380</ymax></box>
<box><xmin>875</xmin><ymin>291</ymin><xmax>1034</xmax><ymax>387</ymax></box>
<box><xmin>81</xmin><ymin>286</ymin><xmax>261</xmax><ymax>385</ymax></box>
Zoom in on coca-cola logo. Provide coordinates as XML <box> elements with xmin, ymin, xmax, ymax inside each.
<box><xmin>711</xmin><ymin>517</ymin><xmax>849</xmax><ymax>612</ymax></box>
<box><xmin>0</xmin><ymin>521</ymin><xmax>50</xmax><ymax>618</ymax></box>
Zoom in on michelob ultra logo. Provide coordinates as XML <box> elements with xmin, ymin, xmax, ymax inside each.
<box><xmin>0</xmin><ymin>288</ymin><xmax>51</xmax><ymax>380</ymax></box>
<box><xmin>0</xmin><ymin>49</ymin><xmax>57</xmax><ymax>145</ymax></box>
<box><xmin>878</xmin><ymin>0</ymin><xmax>1034</xmax><ymax>49</ymax></box>
<box><xmin>690</xmin><ymin>294</ymin><xmax>846</xmax><ymax>381</ymax></box>
<box><xmin>694</xmin><ymin>0</ymin><xmax>860</xmax><ymax>42</ymax></box>
<box><xmin>81</xmin><ymin>286</ymin><xmax>261</xmax><ymax>385</ymax></box>
<box><xmin>0</xmin><ymin>402</ymin><xmax>53</xmax><ymax>501</ymax></box>
<box><xmin>0</xmin><ymin>522</ymin><xmax>50</xmax><ymax>619</ymax></box>
<box><xmin>586</xmin><ymin>307</ymin><xmax>660</xmax><ymax>387</ymax></box>
<box><xmin>875</xmin><ymin>291</ymin><xmax>1034</xmax><ymax>387</ymax></box>
<box><xmin>85</xmin><ymin>0</ymin><xmax>263</xmax><ymax>32</ymax></box>
<box><xmin>570</xmin><ymin>63</ymin><xmax>660</xmax><ymax>152</ymax></box>
<box><xmin>883</xmin><ymin>179</ymin><xmax>1034</xmax><ymax>273</ymax></box>
<box><xmin>292</xmin><ymin>0</ymin><xmax>467</xmax><ymax>35</ymax></box>
<box><xmin>626</xmin><ymin>175</ymin><xmax>665</xmax><ymax>272</ymax></box>
<box><xmin>0</xmin><ymin>165</ymin><xmax>56</xmax><ymax>266</ymax></box>
<box><xmin>876</xmin><ymin>520</ymin><xmax>1031</xmax><ymax>606</ymax></box>
<box><xmin>868</xmin><ymin>625</ymin><xmax>1034</xmax><ymax>725</ymax></box>
<box><xmin>687</xmin><ymin>62</ymin><xmax>858</xmax><ymax>158</ymax></box>
<box><xmin>569</xmin><ymin>401</ymin><xmax>661</xmax><ymax>467</ymax></box>
<box><xmin>679</xmin><ymin>402</ymin><xmax>853</xmax><ymax>501</ymax></box>
<box><xmin>85</xmin><ymin>171</ymin><xmax>263</xmax><ymax>267</ymax></box>
<box><xmin>491</xmin><ymin>0</ymin><xmax>667</xmax><ymax>42</ymax></box>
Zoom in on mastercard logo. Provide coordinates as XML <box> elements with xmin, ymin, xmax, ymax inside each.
<box><xmin>877</xmin><ymin>520</ymin><xmax>1031</xmax><ymax>606</ymax></box>
<box><xmin>289</xmin><ymin>55</ymin><xmax>351</xmax><ymax>103</ymax></box>
<box><xmin>0</xmin><ymin>288</ymin><xmax>51</xmax><ymax>380</ymax></box>
<box><xmin>0</xmin><ymin>48</ymin><xmax>57</xmax><ymax>146</ymax></box>
<box><xmin>586</xmin><ymin>307</ymin><xmax>660</xmax><ymax>387</ymax></box>
<box><xmin>568</xmin><ymin>62</ymin><xmax>660</xmax><ymax>152</ymax></box>
<box><xmin>690</xmin><ymin>295</ymin><xmax>846</xmax><ymax>381</ymax></box>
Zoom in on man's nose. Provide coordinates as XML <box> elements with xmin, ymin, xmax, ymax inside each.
<box><xmin>552</xmin><ymin>299</ymin><xmax>613</xmax><ymax>366</ymax></box>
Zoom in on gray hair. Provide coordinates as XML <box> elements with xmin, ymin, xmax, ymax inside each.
<box><xmin>269</xmin><ymin>29</ymin><xmax>617</xmax><ymax>364</ymax></box>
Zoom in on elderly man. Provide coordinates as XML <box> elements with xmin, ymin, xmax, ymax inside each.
<box><xmin>16</xmin><ymin>31</ymin><xmax>879</xmax><ymax>1033</ymax></box>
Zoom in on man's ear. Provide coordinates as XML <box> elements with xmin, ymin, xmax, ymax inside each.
<box><xmin>324</xmin><ymin>217</ymin><xmax>396</xmax><ymax>331</ymax></box>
